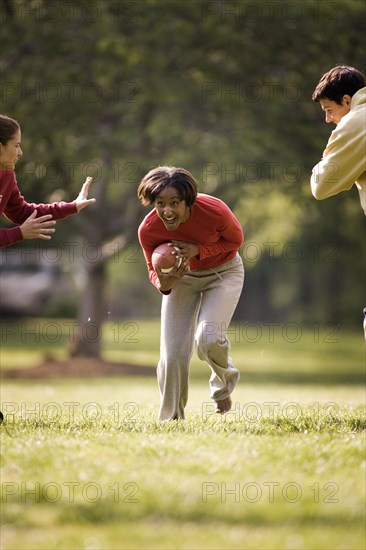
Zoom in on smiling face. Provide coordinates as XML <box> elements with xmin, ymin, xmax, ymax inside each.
<box><xmin>0</xmin><ymin>129</ymin><xmax>23</xmax><ymax>169</ymax></box>
<box><xmin>154</xmin><ymin>185</ymin><xmax>191</xmax><ymax>231</ymax></box>
<box><xmin>319</xmin><ymin>95</ymin><xmax>351</xmax><ymax>125</ymax></box>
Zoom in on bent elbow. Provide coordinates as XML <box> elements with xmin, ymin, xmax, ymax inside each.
<box><xmin>310</xmin><ymin>172</ymin><xmax>330</xmax><ymax>200</ymax></box>
<box><xmin>311</xmin><ymin>185</ymin><xmax>326</xmax><ymax>200</ymax></box>
<box><xmin>310</xmin><ymin>179</ymin><xmax>325</xmax><ymax>200</ymax></box>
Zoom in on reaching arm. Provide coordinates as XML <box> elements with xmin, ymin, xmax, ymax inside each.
<box><xmin>311</xmin><ymin>121</ymin><xmax>366</xmax><ymax>200</ymax></box>
<box><xmin>1</xmin><ymin>176</ymin><xmax>96</xmax><ymax>248</ymax></box>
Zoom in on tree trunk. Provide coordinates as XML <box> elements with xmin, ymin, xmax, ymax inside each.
<box><xmin>69</xmin><ymin>261</ymin><xmax>107</xmax><ymax>358</ymax></box>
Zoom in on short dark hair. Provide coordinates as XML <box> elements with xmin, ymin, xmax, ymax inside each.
<box><xmin>312</xmin><ymin>66</ymin><xmax>366</xmax><ymax>104</ymax></box>
<box><xmin>137</xmin><ymin>166</ymin><xmax>198</xmax><ymax>207</ymax></box>
<box><xmin>0</xmin><ymin>114</ymin><xmax>20</xmax><ymax>145</ymax></box>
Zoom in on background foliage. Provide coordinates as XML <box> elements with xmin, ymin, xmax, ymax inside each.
<box><xmin>1</xmin><ymin>0</ymin><xmax>365</xmax><ymax>333</ymax></box>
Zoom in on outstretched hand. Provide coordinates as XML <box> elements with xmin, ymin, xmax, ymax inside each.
<box><xmin>75</xmin><ymin>176</ymin><xmax>96</xmax><ymax>212</ymax></box>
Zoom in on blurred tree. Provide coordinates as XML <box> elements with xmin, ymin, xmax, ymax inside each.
<box><xmin>1</xmin><ymin>0</ymin><xmax>365</xmax><ymax>357</ymax></box>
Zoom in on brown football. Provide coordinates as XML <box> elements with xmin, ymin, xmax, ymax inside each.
<box><xmin>152</xmin><ymin>243</ymin><xmax>181</xmax><ymax>273</ymax></box>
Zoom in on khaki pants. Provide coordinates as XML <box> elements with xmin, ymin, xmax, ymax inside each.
<box><xmin>157</xmin><ymin>254</ymin><xmax>244</xmax><ymax>421</ymax></box>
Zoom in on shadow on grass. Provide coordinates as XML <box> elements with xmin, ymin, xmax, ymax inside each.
<box><xmin>45</xmin><ymin>500</ymin><xmax>365</xmax><ymax>528</ymax></box>
<box><xmin>240</xmin><ymin>370</ymin><xmax>366</xmax><ymax>386</ymax></box>
<box><xmin>190</xmin><ymin>368</ymin><xmax>365</xmax><ymax>386</ymax></box>
<box><xmin>1</xmin><ymin>364</ymin><xmax>364</xmax><ymax>386</ymax></box>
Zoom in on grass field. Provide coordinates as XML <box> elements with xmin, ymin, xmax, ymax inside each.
<box><xmin>0</xmin><ymin>319</ymin><xmax>365</xmax><ymax>550</ymax></box>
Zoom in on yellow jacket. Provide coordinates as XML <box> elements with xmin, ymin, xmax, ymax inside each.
<box><xmin>311</xmin><ymin>87</ymin><xmax>366</xmax><ymax>214</ymax></box>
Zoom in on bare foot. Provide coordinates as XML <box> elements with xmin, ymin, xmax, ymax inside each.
<box><xmin>215</xmin><ymin>396</ymin><xmax>232</xmax><ymax>414</ymax></box>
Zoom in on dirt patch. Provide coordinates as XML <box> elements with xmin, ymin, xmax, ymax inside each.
<box><xmin>0</xmin><ymin>358</ymin><xmax>155</xmax><ymax>379</ymax></box>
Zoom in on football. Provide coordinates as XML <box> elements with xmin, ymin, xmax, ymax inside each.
<box><xmin>152</xmin><ymin>243</ymin><xmax>181</xmax><ymax>273</ymax></box>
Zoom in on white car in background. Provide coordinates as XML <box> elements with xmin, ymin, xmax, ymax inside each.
<box><xmin>0</xmin><ymin>249</ymin><xmax>76</xmax><ymax>316</ymax></box>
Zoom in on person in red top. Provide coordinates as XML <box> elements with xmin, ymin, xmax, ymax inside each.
<box><xmin>138</xmin><ymin>166</ymin><xmax>244</xmax><ymax>421</ymax></box>
<box><xmin>0</xmin><ymin>114</ymin><xmax>96</xmax><ymax>248</ymax></box>
<box><xmin>0</xmin><ymin>114</ymin><xmax>96</xmax><ymax>424</ymax></box>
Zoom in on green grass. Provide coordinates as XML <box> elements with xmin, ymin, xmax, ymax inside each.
<box><xmin>0</xmin><ymin>319</ymin><xmax>365</xmax><ymax>549</ymax></box>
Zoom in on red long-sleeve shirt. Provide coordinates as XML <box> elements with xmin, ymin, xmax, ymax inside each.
<box><xmin>138</xmin><ymin>193</ymin><xmax>244</xmax><ymax>291</ymax></box>
<box><xmin>0</xmin><ymin>170</ymin><xmax>77</xmax><ymax>248</ymax></box>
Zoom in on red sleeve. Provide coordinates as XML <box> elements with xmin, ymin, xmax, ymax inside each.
<box><xmin>0</xmin><ymin>226</ymin><xmax>23</xmax><ymax>248</ymax></box>
<box><xmin>4</xmin><ymin>181</ymin><xmax>77</xmax><ymax>225</ymax></box>
<box><xmin>0</xmin><ymin>174</ymin><xmax>78</xmax><ymax>248</ymax></box>
<box><xmin>138</xmin><ymin>223</ymin><xmax>171</xmax><ymax>294</ymax></box>
<box><xmin>198</xmin><ymin>201</ymin><xmax>243</xmax><ymax>260</ymax></box>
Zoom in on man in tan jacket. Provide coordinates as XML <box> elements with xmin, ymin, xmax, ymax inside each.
<box><xmin>311</xmin><ymin>66</ymin><xmax>366</xmax><ymax>214</ymax></box>
<box><xmin>311</xmin><ymin>66</ymin><xmax>366</xmax><ymax>338</ymax></box>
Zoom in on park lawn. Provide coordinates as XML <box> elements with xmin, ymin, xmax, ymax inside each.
<box><xmin>0</xmin><ymin>378</ymin><xmax>365</xmax><ymax>550</ymax></box>
<box><xmin>0</xmin><ymin>319</ymin><xmax>365</xmax><ymax>549</ymax></box>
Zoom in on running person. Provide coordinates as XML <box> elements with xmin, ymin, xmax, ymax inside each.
<box><xmin>138</xmin><ymin>166</ymin><xmax>244</xmax><ymax>421</ymax></box>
